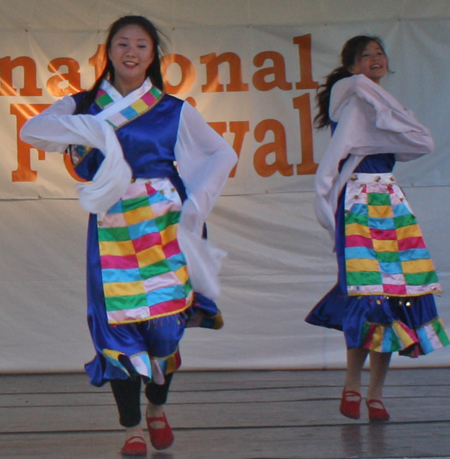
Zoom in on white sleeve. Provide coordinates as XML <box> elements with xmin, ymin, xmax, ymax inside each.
<box><xmin>331</xmin><ymin>75</ymin><xmax>434</xmax><ymax>150</ymax></box>
<box><xmin>20</xmin><ymin>94</ymin><xmax>141</xmax><ymax>157</ymax></box>
<box><xmin>20</xmin><ymin>96</ymin><xmax>78</xmax><ymax>153</ymax></box>
<box><xmin>20</xmin><ymin>95</ymin><xmax>121</xmax><ymax>154</ymax></box>
<box><xmin>175</xmin><ymin>102</ymin><xmax>237</xmax><ymax>234</ymax></box>
<box><xmin>174</xmin><ymin>101</ymin><xmax>237</xmax><ymax>299</ymax></box>
<box><xmin>20</xmin><ymin>95</ymin><xmax>132</xmax><ymax>214</ymax></box>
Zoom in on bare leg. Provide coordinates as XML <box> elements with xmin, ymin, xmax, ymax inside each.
<box><xmin>146</xmin><ymin>401</ymin><xmax>165</xmax><ymax>423</ymax></box>
<box><xmin>344</xmin><ymin>348</ymin><xmax>369</xmax><ymax>394</ymax></box>
<box><xmin>124</xmin><ymin>424</ymin><xmax>145</xmax><ymax>441</ymax></box>
<box><xmin>367</xmin><ymin>351</ymin><xmax>391</xmax><ymax>401</ymax></box>
<box><xmin>340</xmin><ymin>347</ymin><xmax>368</xmax><ymax>418</ymax></box>
<box><xmin>365</xmin><ymin>351</ymin><xmax>392</xmax><ymax>421</ymax></box>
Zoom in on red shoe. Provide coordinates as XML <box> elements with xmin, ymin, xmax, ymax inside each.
<box><xmin>340</xmin><ymin>390</ymin><xmax>361</xmax><ymax>419</ymax></box>
<box><xmin>366</xmin><ymin>399</ymin><xmax>390</xmax><ymax>422</ymax></box>
<box><xmin>120</xmin><ymin>436</ymin><xmax>147</xmax><ymax>456</ymax></box>
<box><xmin>146</xmin><ymin>412</ymin><xmax>174</xmax><ymax>450</ymax></box>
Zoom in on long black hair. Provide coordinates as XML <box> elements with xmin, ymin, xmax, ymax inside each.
<box><xmin>74</xmin><ymin>15</ymin><xmax>166</xmax><ymax>115</ymax></box>
<box><xmin>314</xmin><ymin>35</ymin><xmax>388</xmax><ymax>129</ymax></box>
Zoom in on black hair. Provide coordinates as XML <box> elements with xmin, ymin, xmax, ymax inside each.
<box><xmin>74</xmin><ymin>15</ymin><xmax>166</xmax><ymax>114</ymax></box>
<box><xmin>314</xmin><ymin>35</ymin><xmax>388</xmax><ymax>129</ymax></box>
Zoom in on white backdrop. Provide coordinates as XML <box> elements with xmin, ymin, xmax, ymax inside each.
<box><xmin>1</xmin><ymin>0</ymin><xmax>450</xmax><ymax>373</ymax></box>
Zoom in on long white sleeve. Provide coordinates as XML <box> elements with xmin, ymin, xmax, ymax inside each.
<box><xmin>20</xmin><ymin>96</ymin><xmax>132</xmax><ymax>214</ymax></box>
<box><xmin>174</xmin><ymin>102</ymin><xmax>237</xmax><ymax>299</ymax></box>
<box><xmin>315</xmin><ymin>74</ymin><xmax>434</xmax><ymax>241</ymax></box>
<box><xmin>175</xmin><ymin>102</ymin><xmax>238</xmax><ymax>234</ymax></box>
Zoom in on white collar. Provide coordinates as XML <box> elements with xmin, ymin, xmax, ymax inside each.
<box><xmin>96</xmin><ymin>78</ymin><xmax>154</xmax><ymax>121</ymax></box>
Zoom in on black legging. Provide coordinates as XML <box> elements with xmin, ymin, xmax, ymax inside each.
<box><xmin>110</xmin><ymin>373</ymin><xmax>173</xmax><ymax>427</ymax></box>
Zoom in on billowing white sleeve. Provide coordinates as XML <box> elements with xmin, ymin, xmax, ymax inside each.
<box><xmin>20</xmin><ymin>96</ymin><xmax>124</xmax><ymax>153</ymax></box>
<box><xmin>175</xmin><ymin>102</ymin><xmax>238</xmax><ymax>234</ymax></box>
<box><xmin>331</xmin><ymin>74</ymin><xmax>434</xmax><ymax>160</ymax></box>
<box><xmin>174</xmin><ymin>102</ymin><xmax>237</xmax><ymax>299</ymax></box>
<box><xmin>20</xmin><ymin>96</ymin><xmax>77</xmax><ymax>153</ymax></box>
<box><xmin>315</xmin><ymin>75</ymin><xmax>435</xmax><ymax>243</ymax></box>
<box><xmin>20</xmin><ymin>96</ymin><xmax>132</xmax><ymax>214</ymax></box>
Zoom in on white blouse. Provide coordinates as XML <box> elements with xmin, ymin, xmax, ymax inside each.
<box><xmin>314</xmin><ymin>74</ymin><xmax>434</xmax><ymax>242</ymax></box>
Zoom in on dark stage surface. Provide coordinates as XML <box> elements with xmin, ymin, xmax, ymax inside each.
<box><xmin>0</xmin><ymin>368</ymin><xmax>449</xmax><ymax>458</ymax></box>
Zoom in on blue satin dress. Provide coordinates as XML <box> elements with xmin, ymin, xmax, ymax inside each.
<box><xmin>71</xmin><ymin>92</ymin><xmax>222</xmax><ymax>386</ymax></box>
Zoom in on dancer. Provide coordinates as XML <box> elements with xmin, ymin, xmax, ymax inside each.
<box><xmin>306</xmin><ymin>35</ymin><xmax>448</xmax><ymax>422</ymax></box>
<box><xmin>21</xmin><ymin>15</ymin><xmax>237</xmax><ymax>455</ymax></box>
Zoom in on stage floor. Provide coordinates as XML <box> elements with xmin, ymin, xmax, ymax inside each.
<box><xmin>0</xmin><ymin>368</ymin><xmax>449</xmax><ymax>459</ymax></box>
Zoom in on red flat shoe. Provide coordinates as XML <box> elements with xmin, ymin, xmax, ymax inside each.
<box><xmin>340</xmin><ymin>390</ymin><xmax>361</xmax><ymax>419</ymax></box>
<box><xmin>146</xmin><ymin>412</ymin><xmax>174</xmax><ymax>450</ymax></box>
<box><xmin>366</xmin><ymin>399</ymin><xmax>390</xmax><ymax>422</ymax></box>
<box><xmin>120</xmin><ymin>435</ymin><xmax>147</xmax><ymax>456</ymax></box>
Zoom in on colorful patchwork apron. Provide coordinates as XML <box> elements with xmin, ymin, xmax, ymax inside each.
<box><xmin>98</xmin><ymin>178</ymin><xmax>193</xmax><ymax>324</ymax></box>
<box><xmin>344</xmin><ymin>173</ymin><xmax>442</xmax><ymax>297</ymax></box>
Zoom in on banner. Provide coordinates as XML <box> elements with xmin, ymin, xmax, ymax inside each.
<box><xmin>3</xmin><ymin>21</ymin><xmax>450</xmax><ymax>199</ymax></box>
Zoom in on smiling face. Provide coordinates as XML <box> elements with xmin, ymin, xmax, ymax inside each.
<box><xmin>349</xmin><ymin>40</ymin><xmax>388</xmax><ymax>84</ymax></box>
<box><xmin>108</xmin><ymin>24</ymin><xmax>155</xmax><ymax>95</ymax></box>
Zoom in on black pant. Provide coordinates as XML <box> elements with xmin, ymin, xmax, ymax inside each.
<box><xmin>110</xmin><ymin>373</ymin><xmax>173</xmax><ymax>427</ymax></box>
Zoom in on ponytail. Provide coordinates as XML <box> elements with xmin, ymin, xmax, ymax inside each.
<box><xmin>314</xmin><ymin>66</ymin><xmax>352</xmax><ymax>129</ymax></box>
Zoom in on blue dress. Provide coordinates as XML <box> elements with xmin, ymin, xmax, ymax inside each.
<box><xmin>306</xmin><ymin>152</ymin><xmax>449</xmax><ymax>357</ymax></box>
<box><xmin>71</xmin><ymin>92</ymin><xmax>223</xmax><ymax>386</ymax></box>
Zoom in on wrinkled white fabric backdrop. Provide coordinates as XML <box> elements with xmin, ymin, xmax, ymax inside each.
<box><xmin>0</xmin><ymin>0</ymin><xmax>449</xmax><ymax>373</ymax></box>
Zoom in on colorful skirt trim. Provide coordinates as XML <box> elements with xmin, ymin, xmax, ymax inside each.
<box><xmin>344</xmin><ymin>173</ymin><xmax>441</xmax><ymax>297</ymax></box>
<box><xmin>102</xmin><ymin>347</ymin><xmax>181</xmax><ymax>384</ymax></box>
<box><xmin>85</xmin><ymin>292</ymin><xmax>223</xmax><ymax>386</ymax></box>
<box><xmin>360</xmin><ymin>317</ymin><xmax>449</xmax><ymax>356</ymax></box>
